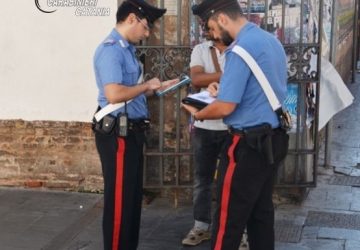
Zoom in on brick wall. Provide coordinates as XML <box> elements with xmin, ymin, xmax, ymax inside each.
<box><xmin>0</xmin><ymin>120</ymin><xmax>103</xmax><ymax>191</ymax></box>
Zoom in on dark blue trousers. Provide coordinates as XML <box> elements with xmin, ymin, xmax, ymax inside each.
<box><xmin>95</xmin><ymin>130</ymin><xmax>145</xmax><ymax>250</ymax></box>
<box><xmin>212</xmin><ymin>129</ymin><xmax>289</xmax><ymax>250</ymax></box>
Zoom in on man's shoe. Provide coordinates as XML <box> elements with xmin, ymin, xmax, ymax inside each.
<box><xmin>239</xmin><ymin>241</ymin><xmax>249</xmax><ymax>250</ymax></box>
<box><xmin>182</xmin><ymin>228</ymin><xmax>211</xmax><ymax>246</ymax></box>
<box><xmin>239</xmin><ymin>231</ymin><xmax>249</xmax><ymax>250</ymax></box>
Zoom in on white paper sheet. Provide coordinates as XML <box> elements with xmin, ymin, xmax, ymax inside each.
<box><xmin>187</xmin><ymin>91</ymin><xmax>216</xmax><ymax>104</ymax></box>
<box><xmin>318</xmin><ymin>58</ymin><xmax>354</xmax><ymax>130</ymax></box>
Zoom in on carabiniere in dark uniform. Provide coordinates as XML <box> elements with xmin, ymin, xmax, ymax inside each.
<box><xmin>92</xmin><ymin>1</ymin><xmax>166</xmax><ymax>250</ymax></box>
<box><xmin>187</xmin><ymin>0</ymin><xmax>291</xmax><ymax>249</ymax></box>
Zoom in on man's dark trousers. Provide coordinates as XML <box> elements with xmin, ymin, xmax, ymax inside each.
<box><xmin>212</xmin><ymin>129</ymin><xmax>289</xmax><ymax>250</ymax></box>
<box><xmin>192</xmin><ymin>127</ymin><xmax>229</xmax><ymax>225</ymax></box>
<box><xmin>95</xmin><ymin>130</ymin><xmax>145</xmax><ymax>250</ymax></box>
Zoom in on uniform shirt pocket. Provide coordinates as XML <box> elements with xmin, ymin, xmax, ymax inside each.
<box><xmin>122</xmin><ymin>62</ymin><xmax>139</xmax><ymax>85</ymax></box>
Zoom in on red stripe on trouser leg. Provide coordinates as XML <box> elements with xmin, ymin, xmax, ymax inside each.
<box><xmin>112</xmin><ymin>138</ymin><xmax>125</xmax><ymax>250</ymax></box>
<box><xmin>214</xmin><ymin>135</ymin><xmax>241</xmax><ymax>250</ymax></box>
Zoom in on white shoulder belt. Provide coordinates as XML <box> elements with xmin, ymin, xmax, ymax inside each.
<box><xmin>94</xmin><ymin>64</ymin><xmax>144</xmax><ymax>122</ymax></box>
<box><xmin>231</xmin><ymin>45</ymin><xmax>282</xmax><ymax>111</ymax></box>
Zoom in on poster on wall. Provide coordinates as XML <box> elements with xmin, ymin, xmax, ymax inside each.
<box><xmin>283</xmin><ymin>83</ymin><xmax>316</xmax><ymax>132</ymax></box>
<box><xmin>190</xmin><ymin>0</ymin><xmax>333</xmax><ymax>47</ymax></box>
<box><xmin>247</xmin><ymin>0</ymin><xmax>325</xmax><ymax>45</ymax></box>
<box><xmin>284</xmin><ymin>83</ymin><xmax>298</xmax><ymax>133</ymax></box>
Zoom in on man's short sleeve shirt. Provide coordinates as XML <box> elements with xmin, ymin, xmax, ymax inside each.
<box><xmin>190</xmin><ymin>41</ymin><xmax>228</xmax><ymax>131</ymax></box>
<box><xmin>94</xmin><ymin>29</ymin><xmax>148</xmax><ymax>119</ymax></box>
<box><xmin>218</xmin><ymin>23</ymin><xmax>288</xmax><ymax>129</ymax></box>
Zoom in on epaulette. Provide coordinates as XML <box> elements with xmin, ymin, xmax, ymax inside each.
<box><xmin>103</xmin><ymin>39</ymin><xmax>116</xmax><ymax>46</ymax></box>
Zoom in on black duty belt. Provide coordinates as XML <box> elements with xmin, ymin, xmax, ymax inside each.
<box><xmin>228</xmin><ymin>123</ymin><xmax>284</xmax><ymax>165</ymax></box>
<box><xmin>229</xmin><ymin>123</ymin><xmax>283</xmax><ymax>136</ymax></box>
<box><xmin>229</xmin><ymin>124</ymin><xmax>282</xmax><ymax>136</ymax></box>
<box><xmin>228</xmin><ymin>127</ymin><xmax>245</xmax><ymax>136</ymax></box>
<box><xmin>128</xmin><ymin>119</ymin><xmax>150</xmax><ymax>131</ymax></box>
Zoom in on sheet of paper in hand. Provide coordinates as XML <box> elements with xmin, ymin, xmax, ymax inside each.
<box><xmin>182</xmin><ymin>91</ymin><xmax>216</xmax><ymax>110</ymax></box>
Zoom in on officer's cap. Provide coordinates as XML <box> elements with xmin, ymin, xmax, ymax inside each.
<box><xmin>126</xmin><ymin>0</ymin><xmax>166</xmax><ymax>24</ymax></box>
<box><xmin>192</xmin><ymin>0</ymin><xmax>242</xmax><ymax>21</ymax></box>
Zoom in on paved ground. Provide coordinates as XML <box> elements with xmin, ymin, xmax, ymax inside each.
<box><xmin>1</xmin><ymin>75</ymin><xmax>360</xmax><ymax>250</ymax></box>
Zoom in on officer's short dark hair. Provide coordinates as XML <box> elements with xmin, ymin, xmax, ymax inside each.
<box><xmin>209</xmin><ymin>5</ymin><xmax>243</xmax><ymax>21</ymax></box>
<box><xmin>116</xmin><ymin>2</ymin><xmax>146</xmax><ymax>24</ymax></box>
<box><xmin>192</xmin><ymin>0</ymin><xmax>243</xmax><ymax>23</ymax></box>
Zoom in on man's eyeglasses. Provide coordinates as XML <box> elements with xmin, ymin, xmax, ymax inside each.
<box><xmin>136</xmin><ymin>16</ymin><xmax>151</xmax><ymax>31</ymax></box>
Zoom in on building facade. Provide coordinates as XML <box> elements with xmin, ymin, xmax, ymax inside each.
<box><xmin>0</xmin><ymin>0</ymin><xmax>358</xmax><ymax>193</ymax></box>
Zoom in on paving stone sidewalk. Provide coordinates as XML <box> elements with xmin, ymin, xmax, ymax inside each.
<box><xmin>2</xmin><ymin>172</ymin><xmax>360</xmax><ymax>250</ymax></box>
<box><xmin>273</xmin><ymin>74</ymin><xmax>360</xmax><ymax>250</ymax></box>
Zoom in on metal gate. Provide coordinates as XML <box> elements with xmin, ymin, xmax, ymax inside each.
<box><xmin>117</xmin><ymin>0</ymin><xmax>324</xmax><ymax>189</ymax></box>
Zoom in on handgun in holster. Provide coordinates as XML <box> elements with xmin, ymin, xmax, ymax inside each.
<box><xmin>243</xmin><ymin>123</ymin><xmax>274</xmax><ymax>165</ymax></box>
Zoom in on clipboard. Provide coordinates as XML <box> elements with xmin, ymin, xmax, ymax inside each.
<box><xmin>182</xmin><ymin>97</ymin><xmax>209</xmax><ymax>110</ymax></box>
<box><xmin>155</xmin><ymin>74</ymin><xmax>191</xmax><ymax>97</ymax></box>
<box><xmin>181</xmin><ymin>91</ymin><xmax>215</xmax><ymax>110</ymax></box>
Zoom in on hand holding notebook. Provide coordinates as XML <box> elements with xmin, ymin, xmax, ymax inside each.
<box><xmin>181</xmin><ymin>91</ymin><xmax>216</xmax><ymax>110</ymax></box>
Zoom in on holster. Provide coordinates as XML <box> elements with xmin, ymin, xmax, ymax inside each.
<box><xmin>275</xmin><ymin>108</ymin><xmax>292</xmax><ymax>131</ymax></box>
<box><xmin>92</xmin><ymin>115</ymin><xmax>150</xmax><ymax>137</ymax></box>
<box><xmin>243</xmin><ymin>123</ymin><xmax>274</xmax><ymax>165</ymax></box>
<box><xmin>128</xmin><ymin>119</ymin><xmax>151</xmax><ymax>132</ymax></box>
<box><xmin>92</xmin><ymin>106</ymin><xmax>151</xmax><ymax>136</ymax></box>
<box><xmin>92</xmin><ymin>114</ymin><xmax>116</xmax><ymax>135</ymax></box>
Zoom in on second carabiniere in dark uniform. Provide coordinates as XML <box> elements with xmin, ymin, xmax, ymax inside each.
<box><xmin>92</xmin><ymin>1</ymin><xmax>176</xmax><ymax>249</ymax></box>
<box><xmin>183</xmin><ymin>0</ymin><xmax>290</xmax><ymax>249</ymax></box>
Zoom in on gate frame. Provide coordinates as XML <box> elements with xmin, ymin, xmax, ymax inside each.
<box><xmin>116</xmin><ymin>0</ymin><xmax>325</xmax><ymax>190</ymax></box>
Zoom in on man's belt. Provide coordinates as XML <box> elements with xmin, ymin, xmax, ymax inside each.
<box><xmin>229</xmin><ymin>123</ymin><xmax>275</xmax><ymax>136</ymax></box>
<box><xmin>229</xmin><ymin>123</ymin><xmax>275</xmax><ymax>165</ymax></box>
<box><xmin>228</xmin><ymin>127</ymin><xmax>245</xmax><ymax>136</ymax></box>
<box><xmin>128</xmin><ymin>119</ymin><xmax>150</xmax><ymax>131</ymax></box>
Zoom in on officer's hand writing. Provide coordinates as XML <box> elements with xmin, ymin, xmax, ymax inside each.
<box><xmin>207</xmin><ymin>82</ymin><xmax>219</xmax><ymax>97</ymax></box>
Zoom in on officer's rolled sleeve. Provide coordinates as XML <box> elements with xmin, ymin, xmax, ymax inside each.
<box><xmin>96</xmin><ymin>47</ymin><xmax>123</xmax><ymax>86</ymax></box>
<box><xmin>217</xmin><ymin>52</ymin><xmax>252</xmax><ymax>104</ymax></box>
